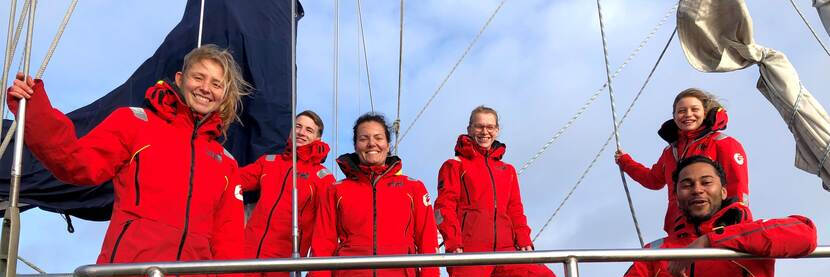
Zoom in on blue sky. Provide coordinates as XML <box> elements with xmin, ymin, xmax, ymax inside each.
<box><xmin>2</xmin><ymin>0</ymin><xmax>829</xmax><ymax>276</ymax></box>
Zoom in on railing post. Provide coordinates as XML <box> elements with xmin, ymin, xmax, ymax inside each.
<box><xmin>146</xmin><ymin>267</ymin><xmax>164</xmax><ymax>277</ymax></box>
<box><xmin>564</xmin><ymin>256</ymin><xmax>579</xmax><ymax>277</ymax></box>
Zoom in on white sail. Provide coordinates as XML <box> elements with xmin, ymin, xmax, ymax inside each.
<box><xmin>678</xmin><ymin>0</ymin><xmax>830</xmax><ymax>191</ymax></box>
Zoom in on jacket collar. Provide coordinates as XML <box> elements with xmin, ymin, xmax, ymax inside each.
<box><xmin>143</xmin><ymin>79</ymin><xmax>222</xmax><ymax>138</ymax></box>
<box><xmin>336</xmin><ymin>153</ymin><xmax>402</xmax><ymax>183</ymax></box>
<box><xmin>670</xmin><ymin>198</ymin><xmax>753</xmax><ymax>238</ymax></box>
<box><xmin>281</xmin><ymin>139</ymin><xmax>330</xmax><ymax>164</ymax></box>
<box><xmin>454</xmin><ymin>134</ymin><xmax>506</xmax><ymax>161</ymax></box>
<box><xmin>658</xmin><ymin>107</ymin><xmax>729</xmax><ymax>144</ymax></box>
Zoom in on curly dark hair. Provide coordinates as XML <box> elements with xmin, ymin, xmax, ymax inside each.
<box><xmin>352</xmin><ymin>112</ymin><xmax>391</xmax><ymax>145</ymax></box>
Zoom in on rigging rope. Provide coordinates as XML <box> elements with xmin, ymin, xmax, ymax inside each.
<box><xmin>517</xmin><ymin>3</ymin><xmax>677</xmax><ymax>176</ymax></box>
<box><xmin>0</xmin><ymin>0</ymin><xmax>78</xmax><ymax>159</ymax></box>
<box><xmin>397</xmin><ymin>0</ymin><xmax>507</xmax><ymax>144</ymax></box>
<box><xmin>393</xmin><ymin>0</ymin><xmax>404</xmax><ymax>155</ymax></box>
<box><xmin>332</xmin><ymin>0</ymin><xmax>339</xmax><ymax>178</ymax></box>
<box><xmin>533</xmin><ymin>27</ymin><xmax>677</xmax><ymax>243</ymax></box>
<box><xmin>355</xmin><ymin>0</ymin><xmax>374</xmax><ymax>112</ymax></box>
<box><xmin>594</xmin><ymin>0</ymin><xmax>645</xmax><ymax>248</ymax></box>
<box><xmin>787</xmin><ymin>0</ymin><xmax>830</xmax><ymax>57</ymax></box>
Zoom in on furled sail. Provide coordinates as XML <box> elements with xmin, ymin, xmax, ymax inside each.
<box><xmin>678</xmin><ymin>0</ymin><xmax>830</xmax><ymax>191</ymax></box>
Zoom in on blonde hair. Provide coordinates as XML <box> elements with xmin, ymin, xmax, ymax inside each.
<box><xmin>673</xmin><ymin>88</ymin><xmax>722</xmax><ymax>114</ymax></box>
<box><xmin>181</xmin><ymin>44</ymin><xmax>252</xmax><ymax>136</ymax></box>
<box><xmin>468</xmin><ymin>105</ymin><xmax>500</xmax><ymax>128</ymax></box>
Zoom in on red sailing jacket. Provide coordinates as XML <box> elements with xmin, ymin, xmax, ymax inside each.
<box><xmin>10</xmin><ymin>80</ymin><xmax>245</xmax><ymax>264</ymax></box>
<box><xmin>624</xmin><ymin>200</ymin><xmax>817</xmax><ymax>277</ymax></box>
<box><xmin>310</xmin><ymin>154</ymin><xmax>439</xmax><ymax>277</ymax></box>
<box><xmin>239</xmin><ymin>140</ymin><xmax>335</xmax><ymax>264</ymax></box>
<box><xmin>617</xmin><ymin>108</ymin><xmax>748</xmax><ymax>232</ymax></box>
<box><xmin>435</xmin><ymin>135</ymin><xmax>533</xmax><ymax>253</ymax></box>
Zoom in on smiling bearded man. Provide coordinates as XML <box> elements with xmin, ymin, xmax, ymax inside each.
<box><xmin>624</xmin><ymin>156</ymin><xmax>817</xmax><ymax>277</ymax></box>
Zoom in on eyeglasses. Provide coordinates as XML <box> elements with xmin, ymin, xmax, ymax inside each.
<box><xmin>471</xmin><ymin>124</ymin><xmax>498</xmax><ymax>132</ymax></box>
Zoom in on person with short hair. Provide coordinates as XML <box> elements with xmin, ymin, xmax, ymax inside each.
<box><xmin>615</xmin><ymin>88</ymin><xmax>749</xmax><ymax>234</ymax></box>
<box><xmin>310</xmin><ymin>113</ymin><xmax>439</xmax><ymax>277</ymax></box>
<box><xmin>238</xmin><ymin>110</ymin><xmax>335</xmax><ymax>277</ymax></box>
<box><xmin>623</xmin><ymin>156</ymin><xmax>816</xmax><ymax>277</ymax></box>
<box><xmin>7</xmin><ymin>44</ymin><xmax>249</xmax><ymax>265</ymax></box>
<box><xmin>435</xmin><ymin>106</ymin><xmax>556</xmax><ymax>277</ymax></box>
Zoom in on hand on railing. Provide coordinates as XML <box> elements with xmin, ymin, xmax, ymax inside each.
<box><xmin>667</xmin><ymin>235</ymin><xmax>710</xmax><ymax>277</ymax></box>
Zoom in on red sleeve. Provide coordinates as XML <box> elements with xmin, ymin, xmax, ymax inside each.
<box><xmin>308</xmin><ymin>183</ymin><xmax>338</xmax><ymax>277</ymax></box>
<box><xmin>435</xmin><ymin>159</ymin><xmax>463</xmax><ymax>252</ymax></box>
<box><xmin>238</xmin><ymin>155</ymin><xmax>266</xmax><ymax>192</ymax></box>
<box><xmin>210</xmin><ymin>164</ymin><xmax>245</xmax><ymax>261</ymax></box>
<box><xmin>708</xmin><ymin>215</ymin><xmax>817</xmax><ymax>257</ymax></box>
<box><xmin>506</xmin><ymin>165</ymin><xmax>532</xmax><ymax>248</ymax></box>
<box><xmin>714</xmin><ymin>136</ymin><xmax>749</xmax><ymax>203</ymax></box>
<box><xmin>410</xmin><ymin>180</ymin><xmax>439</xmax><ymax>277</ymax></box>
<box><xmin>12</xmin><ymin>80</ymin><xmax>132</xmax><ymax>185</ymax></box>
<box><xmin>618</xmin><ymin>151</ymin><xmax>669</xmax><ymax>190</ymax></box>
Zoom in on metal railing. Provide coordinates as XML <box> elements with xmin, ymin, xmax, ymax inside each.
<box><xmin>70</xmin><ymin>245</ymin><xmax>830</xmax><ymax>277</ymax></box>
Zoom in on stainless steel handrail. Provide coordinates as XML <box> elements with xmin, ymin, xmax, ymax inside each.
<box><xmin>73</xmin><ymin>245</ymin><xmax>830</xmax><ymax>277</ymax></box>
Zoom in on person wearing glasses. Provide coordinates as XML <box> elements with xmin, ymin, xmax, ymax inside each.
<box><xmin>434</xmin><ymin>106</ymin><xmax>555</xmax><ymax>277</ymax></box>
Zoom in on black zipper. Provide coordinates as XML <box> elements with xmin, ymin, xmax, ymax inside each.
<box><xmin>461</xmin><ymin>176</ymin><xmax>472</xmax><ymax>205</ymax></box>
<box><xmin>369</xmin><ymin>162</ymin><xmax>398</xmax><ymax>277</ymax></box>
<box><xmin>460</xmin><ymin>213</ymin><xmax>468</xmax><ymax>231</ymax></box>
<box><xmin>255</xmin><ymin>167</ymin><xmax>293</xmax><ymax>258</ymax></box>
<box><xmin>134</xmin><ymin>153</ymin><xmax>141</xmax><ymax>206</ymax></box>
<box><xmin>176</xmin><ymin>118</ymin><xmax>205</xmax><ymax>261</ymax></box>
<box><xmin>109</xmin><ymin>220</ymin><xmax>134</xmax><ymax>263</ymax></box>
<box><xmin>484</xmin><ymin>152</ymin><xmax>498</xmax><ymax>251</ymax></box>
<box><xmin>689</xmin><ymin>262</ymin><xmax>695</xmax><ymax>277</ymax></box>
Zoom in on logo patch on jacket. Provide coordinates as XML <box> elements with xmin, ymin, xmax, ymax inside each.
<box><xmin>298</xmin><ymin>172</ymin><xmax>309</xmax><ymax>180</ymax></box>
<box><xmin>206</xmin><ymin>150</ymin><xmax>223</xmax><ymax>162</ymax></box>
<box><xmin>497</xmin><ymin>165</ymin><xmax>508</xmax><ymax>171</ymax></box>
<box><xmin>733</xmin><ymin>153</ymin><xmax>745</xmax><ymax>165</ymax></box>
<box><xmin>234</xmin><ymin>184</ymin><xmax>243</xmax><ymax>201</ymax></box>
<box><xmin>423</xmin><ymin>194</ymin><xmax>432</xmax><ymax>206</ymax></box>
<box><xmin>387</xmin><ymin>181</ymin><xmax>404</xmax><ymax>188</ymax></box>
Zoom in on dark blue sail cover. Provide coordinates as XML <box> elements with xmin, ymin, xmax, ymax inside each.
<box><xmin>0</xmin><ymin>0</ymin><xmax>301</xmax><ymax>221</ymax></box>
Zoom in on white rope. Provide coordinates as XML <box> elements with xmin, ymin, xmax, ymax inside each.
<box><xmin>393</xmin><ymin>0</ymin><xmax>404</xmax><ymax>155</ymax></box>
<box><xmin>517</xmin><ymin>3</ymin><xmax>677</xmax><ymax>176</ymax></box>
<box><xmin>788</xmin><ymin>0</ymin><xmax>830</xmax><ymax>57</ymax></box>
<box><xmin>397</xmin><ymin>0</ymin><xmax>508</xmax><ymax>144</ymax></box>
<box><xmin>594</xmin><ymin>0</ymin><xmax>645</xmax><ymax>248</ymax></box>
<box><xmin>332</xmin><ymin>0</ymin><xmax>340</xmax><ymax>178</ymax></box>
<box><xmin>533</xmin><ymin>28</ymin><xmax>677</xmax><ymax>243</ymax></box>
<box><xmin>355</xmin><ymin>0</ymin><xmax>374</xmax><ymax>112</ymax></box>
<box><xmin>197</xmin><ymin>0</ymin><xmax>205</xmax><ymax>47</ymax></box>
<box><xmin>0</xmin><ymin>0</ymin><xmax>78</xmax><ymax>158</ymax></box>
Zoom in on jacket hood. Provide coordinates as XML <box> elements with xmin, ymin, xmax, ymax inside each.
<box><xmin>336</xmin><ymin>153</ymin><xmax>402</xmax><ymax>182</ymax></box>
<box><xmin>670</xmin><ymin>198</ymin><xmax>752</xmax><ymax>237</ymax></box>
<box><xmin>454</xmin><ymin>135</ymin><xmax>506</xmax><ymax>161</ymax></box>
<box><xmin>658</xmin><ymin>107</ymin><xmax>729</xmax><ymax>144</ymax></box>
<box><xmin>143</xmin><ymin>79</ymin><xmax>222</xmax><ymax>138</ymax></box>
<box><xmin>282</xmin><ymin>139</ymin><xmax>330</xmax><ymax>164</ymax></box>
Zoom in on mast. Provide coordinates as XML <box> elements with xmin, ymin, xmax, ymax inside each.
<box><xmin>2</xmin><ymin>1</ymin><xmax>37</xmax><ymax>276</ymax></box>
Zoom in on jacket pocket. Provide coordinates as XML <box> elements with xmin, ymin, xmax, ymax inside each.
<box><xmin>109</xmin><ymin>220</ymin><xmax>134</xmax><ymax>263</ymax></box>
